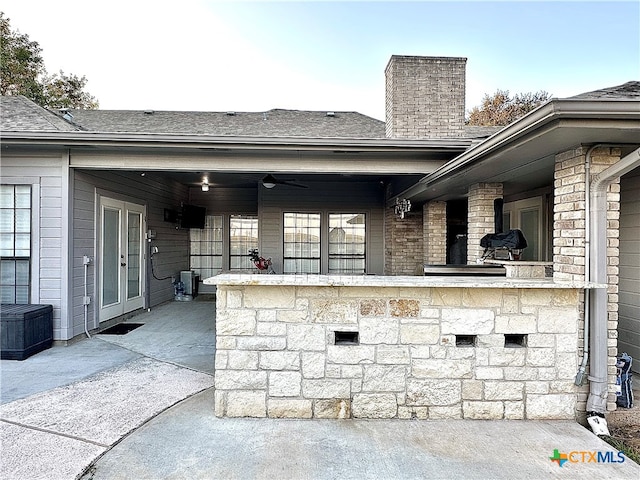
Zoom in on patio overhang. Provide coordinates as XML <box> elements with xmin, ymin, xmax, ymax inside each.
<box><xmin>391</xmin><ymin>99</ymin><xmax>640</xmax><ymax>205</ymax></box>
<box><xmin>0</xmin><ymin>132</ymin><xmax>474</xmax><ymax>180</ymax></box>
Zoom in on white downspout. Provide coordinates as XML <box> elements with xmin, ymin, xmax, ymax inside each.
<box><xmin>586</xmin><ymin>146</ymin><xmax>640</xmax><ymax>414</ymax></box>
<box><xmin>575</xmin><ymin>145</ymin><xmax>599</xmax><ymax>386</ymax></box>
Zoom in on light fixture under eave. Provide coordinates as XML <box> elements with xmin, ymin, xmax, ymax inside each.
<box><xmin>201</xmin><ymin>175</ymin><xmax>210</xmax><ymax>192</ymax></box>
<box><xmin>394</xmin><ymin>198</ymin><xmax>411</xmax><ymax>219</ymax></box>
<box><xmin>262</xmin><ymin>174</ymin><xmax>277</xmax><ymax>189</ymax></box>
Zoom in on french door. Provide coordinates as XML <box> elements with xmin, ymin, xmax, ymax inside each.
<box><xmin>99</xmin><ymin>196</ymin><xmax>145</xmax><ymax>322</ymax></box>
<box><xmin>503</xmin><ymin>197</ymin><xmax>543</xmax><ymax>261</ymax></box>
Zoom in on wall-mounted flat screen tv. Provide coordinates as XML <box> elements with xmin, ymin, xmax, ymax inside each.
<box><xmin>180</xmin><ymin>204</ymin><xmax>206</xmax><ymax>229</ymax></box>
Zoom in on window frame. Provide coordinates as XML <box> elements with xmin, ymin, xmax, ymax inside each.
<box><xmin>189</xmin><ymin>214</ymin><xmax>224</xmax><ymax>279</ymax></box>
<box><xmin>328</xmin><ymin>212</ymin><xmax>367</xmax><ymax>274</ymax></box>
<box><xmin>1</xmin><ymin>183</ymin><xmax>38</xmax><ymax>304</ymax></box>
<box><xmin>283</xmin><ymin>212</ymin><xmax>322</xmax><ymax>274</ymax></box>
<box><xmin>229</xmin><ymin>214</ymin><xmax>259</xmax><ymax>271</ymax></box>
<box><xmin>283</xmin><ymin>211</ymin><xmax>369</xmax><ymax>275</ymax></box>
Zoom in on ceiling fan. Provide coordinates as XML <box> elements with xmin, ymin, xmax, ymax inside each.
<box><xmin>261</xmin><ymin>174</ymin><xmax>308</xmax><ymax>189</ymax></box>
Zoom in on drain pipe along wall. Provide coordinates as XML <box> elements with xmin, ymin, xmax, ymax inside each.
<box><xmin>586</xmin><ymin>146</ymin><xmax>640</xmax><ymax>414</ymax></box>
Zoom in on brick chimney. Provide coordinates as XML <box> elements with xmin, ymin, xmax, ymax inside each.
<box><xmin>385</xmin><ymin>55</ymin><xmax>467</xmax><ymax>138</ymax></box>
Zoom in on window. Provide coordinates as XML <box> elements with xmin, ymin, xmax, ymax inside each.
<box><xmin>190</xmin><ymin>215</ymin><xmax>223</xmax><ymax>278</ymax></box>
<box><xmin>0</xmin><ymin>185</ymin><xmax>31</xmax><ymax>303</ymax></box>
<box><xmin>283</xmin><ymin>213</ymin><xmax>320</xmax><ymax>273</ymax></box>
<box><xmin>329</xmin><ymin>213</ymin><xmax>366</xmax><ymax>274</ymax></box>
<box><xmin>229</xmin><ymin>215</ymin><xmax>258</xmax><ymax>270</ymax></box>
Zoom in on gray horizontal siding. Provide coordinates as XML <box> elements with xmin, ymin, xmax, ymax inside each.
<box><xmin>1</xmin><ymin>155</ymin><xmax>68</xmax><ymax>339</ymax></box>
<box><xmin>72</xmin><ymin>170</ymin><xmax>189</xmax><ymax>336</ymax></box>
<box><xmin>619</xmin><ymin>172</ymin><xmax>640</xmax><ymax>373</ymax></box>
<box><xmin>189</xmin><ymin>187</ymin><xmax>258</xmax><ymax>214</ymax></box>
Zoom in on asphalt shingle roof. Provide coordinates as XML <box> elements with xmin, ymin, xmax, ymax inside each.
<box><xmin>569</xmin><ymin>81</ymin><xmax>640</xmax><ymax>100</ymax></box>
<box><xmin>5</xmin><ymin>80</ymin><xmax>636</xmax><ymax>139</ymax></box>
<box><xmin>59</xmin><ymin>108</ymin><xmax>388</xmax><ymax>138</ymax></box>
<box><xmin>0</xmin><ymin>96</ymin><xmax>81</xmax><ymax>132</ymax></box>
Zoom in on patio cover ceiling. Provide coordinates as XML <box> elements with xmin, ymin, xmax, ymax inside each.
<box><xmin>0</xmin><ymin>133</ymin><xmax>473</xmax><ymax>186</ymax></box>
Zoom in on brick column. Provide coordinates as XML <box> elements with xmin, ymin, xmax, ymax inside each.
<box><xmin>553</xmin><ymin>148</ymin><xmax>588</xmax><ymax>281</ymax></box>
<box><xmin>384</xmin><ymin>205</ymin><xmax>424</xmax><ymax>275</ymax></box>
<box><xmin>424</xmin><ymin>201</ymin><xmax>447</xmax><ymax>265</ymax></box>
<box><xmin>467</xmin><ymin>183</ymin><xmax>503</xmax><ymax>263</ymax></box>
<box><xmin>553</xmin><ymin>146</ymin><xmax>621</xmax><ymax>413</ymax></box>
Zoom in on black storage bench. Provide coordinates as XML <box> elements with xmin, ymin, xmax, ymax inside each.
<box><xmin>1</xmin><ymin>304</ymin><xmax>53</xmax><ymax>360</ymax></box>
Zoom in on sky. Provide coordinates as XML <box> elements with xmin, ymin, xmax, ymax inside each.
<box><xmin>2</xmin><ymin>0</ymin><xmax>638</xmax><ymax>120</ymax></box>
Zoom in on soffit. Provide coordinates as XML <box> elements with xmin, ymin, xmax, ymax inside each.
<box><xmin>399</xmin><ymin>103</ymin><xmax>640</xmax><ymax>203</ymax></box>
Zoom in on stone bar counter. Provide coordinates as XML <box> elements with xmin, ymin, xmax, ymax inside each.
<box><xmin>205</xmin><ymin>274</ymin><xmax>597</xmax><ymax>420</ymax></box>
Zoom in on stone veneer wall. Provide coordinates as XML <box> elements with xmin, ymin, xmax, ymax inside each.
<box><xmin>214</xmin><ymin>284</ymin><xmax>580</xmax><ymax>420</ymax></box>
<box><xmin>553</xmin><ymin>146</ymin><xmax>622</xmax><ymax>412</ymax></box>
<box><xmin>384</xmin><ymin>206</ymin><xmax>424</xmax><ymax>275</ymax></box>
<box><xmin>424</xmin><ymin>201</ymin><xmax>447</xmax><ymax>265</ymax></box>
<box><xmin>467</xmin><ymin>183</ymin><xmax>503</xmax><ymax>263</ymax></box>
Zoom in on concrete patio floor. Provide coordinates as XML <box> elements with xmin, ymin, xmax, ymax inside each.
<box><xmin>1</xmin><ymin>300</ymin><xmax>638</xmax><ymax>479</ymax></box>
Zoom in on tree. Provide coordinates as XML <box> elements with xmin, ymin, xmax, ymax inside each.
<box><xmin>467</xmin><ymin>89</ymin><xmax>551</xmax><ymax>126</ymax></box>
<box><xmin>0</xmin><ymin>12</ymin><xmax>46</xmax><ymax>103</ymax></box>
<box><xmin>0</xmin><ymin>12</ymin><xmax>98</xmax><ymax>109</ymax></box>
<box><xmin>43</xmin><ymin>71</ymin><xmax>99</xmax><ymax>110</ymax></box>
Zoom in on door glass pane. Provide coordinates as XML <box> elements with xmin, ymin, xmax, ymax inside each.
<box><xmin>127</xmin><ymin>211</ymin><xmax>141</xmax><ymax>299</ymax></box>
<box><xmin>102</xmin><ymin>208</ymin><xmax>120</xmax><ymax>306</ymax></box>
<box><xmin>520</xmin><ymin>209</ymin><xmax>539</xmax><ymax>261</ymax></box>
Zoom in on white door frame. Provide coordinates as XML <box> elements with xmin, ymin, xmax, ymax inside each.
<box><xmin>503</xmin><ymin>196</ymin><xmax>543</xmax><ymax>261</ymax></box>
<box><xmin>98</xmin><ymin>196</ymin><xmax>146</xmax><ymax>322</ymax></box>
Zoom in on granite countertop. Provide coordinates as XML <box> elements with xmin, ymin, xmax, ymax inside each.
<box><xmin>204</xmin><ymin>273</ymin><xmax>603</xmax><ymax>289</ymax></box>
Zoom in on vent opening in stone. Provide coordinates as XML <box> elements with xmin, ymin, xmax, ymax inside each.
<box><xmin>455</xmin><ymin>334</ymin><xmax>477</xmax><ymax>347</ymax></box>
<box><xmin>334</xmin><ymin>331</ymin><xmax>359</xmax><ymax>345</ymax></box>
<box><xmin>504</xmin><ymin>334</ymin><xmax>527</xmax><ymax>348</ymax></box>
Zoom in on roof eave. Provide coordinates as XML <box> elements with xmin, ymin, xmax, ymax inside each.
<box><xmin>393</xmin><ymin>99</ymin><xmax>640</xmax><ymax>202</ymax></box>
<box><xmin>0</xmin><ymin>130</ymin><xmax>474</xmax><ymax>151</ymax></box>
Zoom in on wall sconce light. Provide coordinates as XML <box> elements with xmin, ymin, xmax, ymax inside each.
<box><xmin>394</xmin><ymin>198</ymin><xmax>411</xmax><ymax>219</ymax></box>
<box><xmin>201</xmin><ymin>176</ymin><xmax>209</xmax><ymax>192</ymax></box>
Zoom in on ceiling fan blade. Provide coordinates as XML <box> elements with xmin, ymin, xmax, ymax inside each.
<box><xmin>281</xmin><ymin>181</ymin><xmax>308</xmax><ymax>188</ymax></box>
<box><xmin>262</xmin><ymin>174</ymin><xmax>308</xmax><ymax>189</ymax></box>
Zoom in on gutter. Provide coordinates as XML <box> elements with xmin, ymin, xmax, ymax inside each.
<box><xmin>586</xmin><ymin>146</ymin><xmax>640</xmax><ymax>416</ymax></box>
<box><xmin>0</xmin><ymin>130</ymin><xmax>472</xmax><ymax>152</ymax></box>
